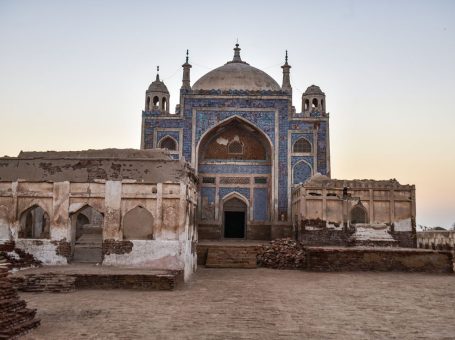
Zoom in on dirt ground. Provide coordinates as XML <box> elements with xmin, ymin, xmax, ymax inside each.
<box><xmin>21</xmin><ymin>268</ymin><xmax>455</xmax><ymax>340</ymax></box>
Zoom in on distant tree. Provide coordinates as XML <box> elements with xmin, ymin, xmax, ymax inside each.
<box><xmin>432</xmin><ymin>226</ymin><xmax>446</xmax><ymax>231</ymax></box>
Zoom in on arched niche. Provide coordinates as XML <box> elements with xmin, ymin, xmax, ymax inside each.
<box><xmin>123</xmin><ymin>206</ymin><xmax>154</xmax><ymax>240</ymax></box>
<box><xmin>158</xmin><ymin>136</ymin><xmax>177</xmax><ymax>151</ymax></box>
<box><xmin>70</xmin><ymin>204</ymin><xmax>104</xmax><ymax>241</ymax></box>
<box><xmin>198</xmin><ymin>117</ymin><xmax>272</xmax><ymax>162</ymax></box>
<box><xmin>293</xmin><ymin>138</ymin><xmax>312</xmax><ymax>153</ymax></box>
<box><xmin>19</xmin><ymin>205</ymin><xmax>50</xmax><ymax>239</ymax></box>
<box><xmin>350</xmin><ymin>204</ymin><xmax>368</xmax><ymax>224</ymax></box>
<box><xmin>293</xmin><ymin>160</ymin><xmax>312</xmax><ymax>185</ymax></box>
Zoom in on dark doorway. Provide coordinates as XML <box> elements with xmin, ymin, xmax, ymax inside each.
<box><xmin>223</xmin><ymin>197</ymin><xmax>247</xmax><ymax>238</ymax></box>
<box><xmin>224</xmin><ymin>211</ymin><xmax>245</xmax><ymax>238</ymax></box>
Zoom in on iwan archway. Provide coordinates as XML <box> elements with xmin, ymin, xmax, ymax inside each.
<box><xmin>196</xmin><ymin>116</ymin><xmax>273</xmax><ymax>240</ymax></box>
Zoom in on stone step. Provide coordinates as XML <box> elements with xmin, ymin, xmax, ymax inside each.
<box><xmin>72</xmin><ymin>245</ymin><xmax>102</xmax><ymax>264</ymax></box>
<box><xmin>205</xmin><ymin>246</ymin><xmax>257</xmax><ymax>269</ymax></box>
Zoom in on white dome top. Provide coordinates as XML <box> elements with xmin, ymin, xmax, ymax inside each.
<box><xmin>192</xmin><ymin>45</ymin><xmax>281</xmax><ymax>92</ymax></box>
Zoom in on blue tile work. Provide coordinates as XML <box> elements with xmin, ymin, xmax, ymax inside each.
<box><xmin>291</xmin><ymin>155</ymin><xmax>313</xmax><ymax>168</ymax></box>
<box><xmin>201</xmin><ymin>187</ymin><xmax>215</xmax><ymax>204</ymax></box>
<box><xmin>199</xmin><ymin>163</ymin><xmax>271</xmax><ymax>175</ymax></box>
<box><xmin>317</xmin><ymin>121</ymin><xmax>328</xmax><ymax>175</ymax></box>
<box><xmin>219</xmin><ymin>187</ymin><xmax>250</xmax><ymax>201</ymax></box>
<box><xmin>291</xmin><ymin>133</ymin><xmax>313</xmax><ymax>148</ymax></box>
<box><xmin>254</xmin><ymin>188</ymin><xmax>268</xmax><ymax>221</ymax></box>
<box><xmin>142</xmin><ymin>94</ymin><xmax>329</xmax><ymax>220</ymax></box>
<box><xmin>156</xmin><ymin>130</ymin><xmax>180</xmax><ymax>146</ymax></box>
<box><xmin>293</xmin><ymin>160</ymin><xmax>312</xmax><ymax>185</ymax></box>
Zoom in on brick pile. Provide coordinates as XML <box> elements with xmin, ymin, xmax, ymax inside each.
<box><xmin>0</xmin><ymin>241</ymin><xmax>42</xmax><ymax>271</ymax></box>
<box><xmin>0</xmin><ymin>255</ymin><xmax>40</xmax><ymax>339</ymax></box>
<box><xmin>257</xmin><ymin>238</ymin><xmax>306</xmax><ymax>269</ymax></box>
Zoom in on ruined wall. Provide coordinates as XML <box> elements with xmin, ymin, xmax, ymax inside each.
<box><xmin>417</xmin><ymin>231</ymin><xmax>455</xmax><ymax>251</ymax></box>
<box><xmin>306</xmin><ymin>247</ymin><xmax>453</xmax><ymax>273</ymax></box>
<box><xmin>292</xmin><ymin>176</ymin><xmax>416</xmax><ymax>247</ymax></box>
<box><xmin>0</xmin><ymin>150</ymin><xmax>198</xmax><ymax>280</ymax></box>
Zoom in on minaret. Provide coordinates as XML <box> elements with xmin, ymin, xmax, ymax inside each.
<box><xmin>281</xmin><ymin>50</ymin><xmax>292</xmax><ymax>94</ymax></box>
<box><xmin>181</xmin><ymin>49</ymin><xmax>192</xmax><ymax>90</ymax></box>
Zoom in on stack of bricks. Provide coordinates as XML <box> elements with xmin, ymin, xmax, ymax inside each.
<box><xmin>15</xmin><ymin>273</ymin><xmax>76</xmax><ymax>293</ymax></box>
<box><xmin>257</xmin><ymin>238</ymin><xmax>306</xmax><ymax>269</ymax></box>
<box><xmin>0</xmin><ymin>254</ymin><xmax>40</xmax><ymax>339</ymax></box>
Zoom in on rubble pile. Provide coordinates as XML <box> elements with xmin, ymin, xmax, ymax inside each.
<box><xmin>0</xmin><ymin>255</ymin><xmax>40</xmax><ymax>339</ymax></box>
<box><xmin>257</xmin><ymin>238</ymin><xmax>306</xmax><ymax>269</ymax></box>
<box><xmin>0</xmin><ymin>242</ymin><xmax>42</xmax><ymax>271</ymax></box>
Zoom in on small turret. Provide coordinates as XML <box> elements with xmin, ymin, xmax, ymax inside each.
<box><xmin>302</xmin><ymin>85</ymin><xmax>326</xmax><ymax>116</ymax></box>
<box><xmin>145</xmin><ymin>66</ymin><xmax>170</xmax><ymax>113</ymax></box>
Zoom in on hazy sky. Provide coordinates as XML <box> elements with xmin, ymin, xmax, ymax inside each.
<box><xmin>0</xmin><ymin>0</ymin><xmax>454</xmax><ymax>228</ymax></box>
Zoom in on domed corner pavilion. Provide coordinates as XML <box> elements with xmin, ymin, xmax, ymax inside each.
<box><xmin>141</xmin><ymin>43</ymin><xmax>331</xmax><ymax>241</ymax></box>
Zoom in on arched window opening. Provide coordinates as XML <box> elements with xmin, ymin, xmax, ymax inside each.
<box><xmin>19</xmin><ymin>205</ymin><xmax>50</xmax><ymax>239</ymax></box>
<box><xmin>146</xmin><ymin>96</ymin><xmax>151</xmax><ymax>110</ymax></box>
<box><xmin>321</xmin><ymin>99</ymin><xmax>325</xmax><ymax>111</ymax></box>
<box><xmin>71</xmin><ymin>205</ymin><xmax>104</xmax><ymax>241</ymax></box>
<box><xmin>293</xmin><ymin>138</ymin><xmax>312</xmax><ymax>153</ymax></box>
<box><xmin>227</xmin><ymin>140</ymin><xmax>243</xmax><ymax>155</ymax></box>
<box><xmin>312</xmin><ymin>98</ymin><xmax>318</xmax><ymax>108</ymax></box>
<box><xmin>159</xmin><ymin>136</ymin><xmax>177</xmax><ymax>151</ymax></box>
<box><xmin>123</xmin><ymin>206</ymin><xmax>154</xmax><ymax>240</ymax></box>
<box><xmin>153</xmin><ymin>96</ymin><xmax>159</xmax><ymax>108</ymax></box>
<box><xmin>304</xmin><ymin>99</ymin><xmax>309</xmax><ymax>111</ymax></box>
<box><xmin>162</xmin><ymin>97</ymin><xmax>167</xmax><ymax>111</ymax></box>
<box><xmin>350</xmin><ymin>205</ymin><xmax>368</xmax><ymax>224</ymax></box>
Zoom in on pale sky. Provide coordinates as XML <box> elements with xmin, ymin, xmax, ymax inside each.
<box><xmin>0</xmin><ymin>0</ymin><xmax>454</xmax><ymax>228</ymax></box>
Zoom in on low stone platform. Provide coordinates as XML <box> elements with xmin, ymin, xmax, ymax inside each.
<box><xmin>11</xmin><ymin>264</ymin><xmax>183</xmax><ymax>292</ymax></box>
<box><xmin>306</xmin><ymin>246</ymin><xmax>454</xmax><ymax>273</ymax></box>
<box><xmin>198</xmin><ymin>240</ymin><xmax>454</xmax><ymax>273</ymax></box>
<box><xmin>198</xmin><ymin>241</ymin><xmax>266</xmax><ymax>268</ymax></box>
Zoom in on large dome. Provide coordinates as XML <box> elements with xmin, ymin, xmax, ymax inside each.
<box><xmin>192</xmin><ymin>45</ymin><xmax>281</xmax><ymax>91</ymax></box>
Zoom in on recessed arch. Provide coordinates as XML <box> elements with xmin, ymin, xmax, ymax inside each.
<box><xmin>293</xmin><ymin>137</ymin><xmax>312</xmax><ymax>153</ymax></box>
<box><xmin>122</xmin><ymin>205</ymin><xmax>154</xmax><ymax>240</ymax></box>
<box><xmin>197</xmin><ymin>115</ymin><xmax>273</xmax><ymax>163</ymax></box>
<box><xmin>161</xmin><ymin>97</ymin><xmax>167</xmax><ymax>111</ymax></box>
<box><xmin>158</xmin><ymin>135</ymin><xmax>178</xmax><ymax>151</ymax></box>
<box><xmin>292</xmin><ymin>160</ymin><xmax>313</xmax><ymax>185</ymax></box>
<box><xmin>221</xmin><ymin>192</ymin><xmax>249</xmax><ymax>239</ymax></box>
<box><xmin>304</xmin><ymin>99</ymin><xmax>310</xmax><ymax>111</ymax></box>
<box><xmin>19</xmin><ymin>204</ymin><xmax>50</xmax><ymax>239</ymax></box>
<box><xmin>69</xmin><ymin>204</ymin><xmax>104</xmax><ymax>241</ymax></box>
<box><xmin>350</xmin><ymin>204</ymin><xmax>368</xmax><ymax>224</ymax></box>
<box><xmin>153</xmin><ymin>96</ymin><xmax>159</xmax><ymax>107</ymax></box>
<box><xmin>146</xmin><ymin>96</ymin><xmax>151</xmax><ymax>110</ymax></box>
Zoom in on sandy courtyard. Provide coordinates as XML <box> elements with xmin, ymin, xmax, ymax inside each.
<box><xmin>20</xmin><ymin>268</ymin><xmax>455</xmax><ymax>340</ymax></box>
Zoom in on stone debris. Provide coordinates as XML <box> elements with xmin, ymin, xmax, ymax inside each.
<box><xmin>257</xmin><ymin>238</ymin><xmax>306</xmax><ymax>269</ymax></box>
<box><xmin>0</xmin><ymin>241</ymin><xmax>42</xmax><ymax>271</ymax></box>
<box><xmin>0</xmin><ymin>255</ymin><xmax>40</xmax><ymax>339</ymax></box>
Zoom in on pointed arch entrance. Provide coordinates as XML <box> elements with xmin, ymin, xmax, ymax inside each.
<box><xmin>222</xmin><ymin>194</ymin><xmax>248</xmax><ymax>239</ymax></box>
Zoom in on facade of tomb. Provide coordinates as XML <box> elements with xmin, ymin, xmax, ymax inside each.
<box><xmin>141</xmin><ymin>45</ymin><xmax>330</xmax><ymax>240</ymax></box>
<box><xmin>0</xmin><ymin>149</ymin><xmax>197</xmax><ymax>281</ymax></box>
<box><xmin>292</xmin><ymin>174</ymin><xmax>416</xmax><ymax>247</ymax></box>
